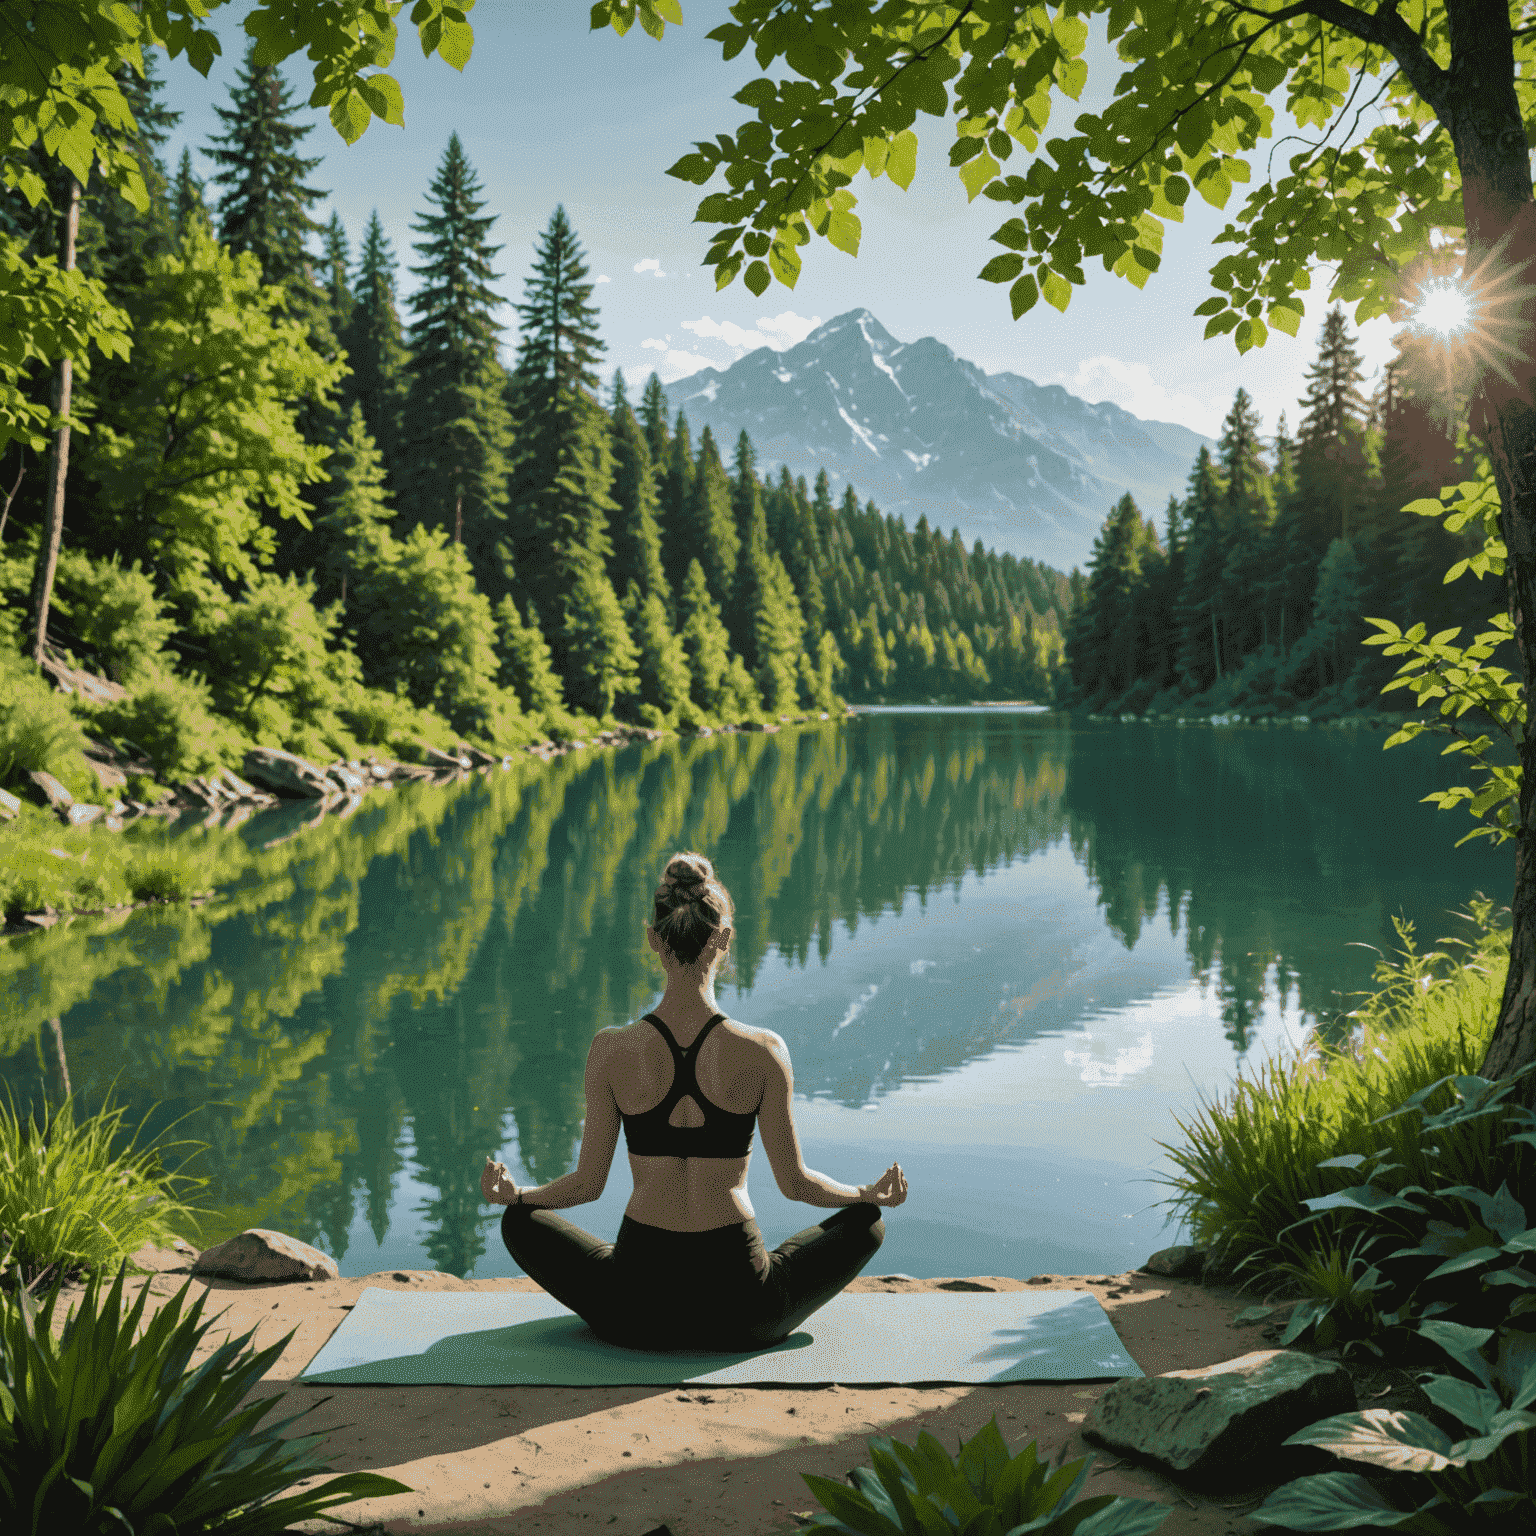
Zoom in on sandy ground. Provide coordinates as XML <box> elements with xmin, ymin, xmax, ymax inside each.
<box><xmin>107</xmin><ymin>1244</ymin><xmax>1304</xmax><ymax>1536</ymax></box>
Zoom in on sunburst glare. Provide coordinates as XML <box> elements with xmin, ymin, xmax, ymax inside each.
<box><xmin>1410</xmin><ymin>279</ymin><xmax>1473</xmax><ymax>339</ymax></box>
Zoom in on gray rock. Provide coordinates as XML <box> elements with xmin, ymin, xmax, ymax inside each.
<box><xmin>64</xmin><ymin>802</ymin><xmax>104</xmax><ymax>826</ymax></box>
<box><xmin>421</xmin><ymin>745</ymin><xmax>470</xmax><ymax>771</ymax></box>
<box><xmin>458</xmin><ymin>744</ymin><xmax>499</xmax><ymax>768</ymax></box>
<box><xmin>190</xmin><ymin>1228</ymin><xmax>339</xmax><ymax>1283</ymax></box>
<box><xmin>0</xmin><ymin>787</ymin><xmax>19</xmax><ymax>819</ymax></box>
<box><xmin>1082</xmin><ymin>1348</ymin><xmax>1356</xmax><ymax>1485</ymax></box>
<box><xmin>1142</xmin><ymin>1244</ymin><xmax>1206</xmax><ymax>1278</ymax></box>
<box><xmin>242</xmin><ymin>748</ymin><xmax>332</xmax><ymax>799</ymax></box>
<box><xmin>84</xmin><ymin>753</ymin><xmax>128</xmax><ymax>793</ymax></box>
<box><xmin>327</xmin><ymin>763</ymin><xmax>367</xmax><ymax>793</ymax></box>
<box><xmin>25</xmin><ymin>770</ymin><xmax>73</xmax><ymax>811</ymax></box>
<box><xmin>217</xmin><ymin>767</ymin><xmax>264</xmax><ymax>802</ymax></box>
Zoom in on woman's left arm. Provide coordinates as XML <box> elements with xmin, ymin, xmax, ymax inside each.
<box><xmin>481</xmin><ymin>1031</ymin><xmax>623</xmax><ymax>1209</ymax></box>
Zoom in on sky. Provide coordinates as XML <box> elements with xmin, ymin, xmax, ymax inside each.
<box><xmin>157</xmin><ymin>1</ymin><xmax>1416</xmax><ymax>441</ymax></box>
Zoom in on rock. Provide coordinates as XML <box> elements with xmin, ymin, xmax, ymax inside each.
<box><xmin>190</xmin><ymin>1228</ymin><xmax>339</xmax><ymax>1283</ymax></box>
<box><xmin>242</xmin><ymin>748</ymin><xmax>332</xmax><ymax>799</ymax></box>
<box><xmin>0</xmin><ymin>787</ymin><xmax>19</xmax><ymax>819</ymax></box>
<box><xmin>1142</xmin><ymin>1244</ymin><xmax>1206</xmax><ymax>1278</ymax></box>
<box><xmin>1082</xmin><ymin>1348</ymin><xmax>1356</xmax><ymax>1485</ymax></box>
<box><xmin>83</xmin><ymin>752</ymin><xmax>128</xmax><ymax>793</ymax></box>
<box><xmin>64</xmin><ymin>802</ymin><xmax>104</xmax><ymax>826</ymax></box>
<box><xmin>327</xmin><ymin>763</ymin><xmax>367</xmax><ymax>793</ymax></box>
<box><xmin>421</xmin><ymin>744</ymin><xmax>470</xmax><ymax>771</ymax></box>
<box><xmin>25</xmin><ymin>770</ymin><xmax>73</xmax><ymax>811</ymax></box>
<box><xmin>458</xmin><ymin>744</ymin><xmax>499</xmax><ymax>768</ymax></box>
<box><xmin>217</xmin><ymin>767</ymin><xmax>263</xmax><ymax>802</ymax></box>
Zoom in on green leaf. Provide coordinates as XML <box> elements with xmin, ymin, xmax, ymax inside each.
<box><xmin>1009</xmin><ymin>273</ymin><xmax>1039</xmax><ymax>319</ymax></box>
<box><xmin>329</xmin><ymin>89</ymin><xmax>373</xmax><ymax>145</ymax></box>
<box><xmin>1283</xmin><ymin>1409</ymin><xmax>1459</xmax><ymax>1473</ymax></box>
<box><xmin>960</xmin><ymin>151</ymin><xmax>999</xmax><ymax>202</ymax></box>
<box><xmin>668</xmin><ymin>153</ymin><xmax>718</xmax><ymax>185</ymax></box>
<box><xmin>1418</xmin><ymin>1320</ymin><xmax>1495</xmax><ymax>1387</ymax></box>
<box><xmin>978</xmin><ymin>253</ymin><xmax>1025</xmax><ymax>284</ymax></box>
<box><xmin>1253</xmin><ymin>1472</ymin><xmax>1447</xmax><ymax>1531</ymax></box>
<box><xmin>887</xmin><ymin>131</ymin><xmax>918</xmax><ymax>190</ymax></box>
<box><xmin>1041</xmin><ymin>271</ymin><xmax>1072</xmax><ymax>312</ymax></box>
<box><xmin>357</xmin><ymin>73</ymin><xmax>406</xmax><ymax>128</ymax></box>
<box><xmin>743</xmin><ymin>259</ymin><xmax>771</xmax><ymax>296</ymax></box>
<box><xmin>1269</xmin><ymin>305</ymin><xmax>1301</xmax><ymax>337</ymax></box>
<box><xmin>826</xmin><ymin>208</ymin><xmax>861</xmax><ymax>257</ymax></box>
<box><xmin>436</xmin><ymin>17</ymin><xmax>474</xmax><ymax>70</ymax></box>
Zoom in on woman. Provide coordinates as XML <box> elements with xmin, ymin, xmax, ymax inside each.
<box><xmin>481</xmin><ymin>851</ymin><xmax>907</xmax><ymax>1352</ymax></box>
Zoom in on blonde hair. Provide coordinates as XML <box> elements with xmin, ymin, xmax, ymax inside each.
<box><xmin>651</xmin><ymin>852</ymin><xmax>733</xmax><ymax>965</ymax></box>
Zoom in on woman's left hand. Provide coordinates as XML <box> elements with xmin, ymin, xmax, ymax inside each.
<box><xmin>481</xmin><ymin>1156</ymin><xmax>520</xmax><ymax>1206</ymax></box>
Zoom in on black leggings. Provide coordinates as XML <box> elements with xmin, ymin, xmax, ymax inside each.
<box><xmin>501</xmin><ymin>1203</ymin><xmax>885</xmax><ymax>1352</ymax></box>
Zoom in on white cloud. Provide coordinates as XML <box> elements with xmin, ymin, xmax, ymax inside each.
<box><xmin>1059</xmin><ymin>356</ymin><xmax>1226</xmax><ymax>437</ymax></box>
<box><xmin>640</xmin><ymin>336</ymin><xmax>669</xmax><ymax>351</ymax></box>
<box><xmin>681</xmin><ymin>311</ymin><xmax>823</xmax><ymax>356</ymax></box>
<box><xmin>652</xmin><ymin>349</ymin><xmax>715</xmax><ymax>382</ymax></box>
<box><xmin>634</xmin><ymin>257</ymin><xmax>666</xmax><ymax>278</ymax></box>
<box><xmin>595</xmin><ymin>274</ymin><xmax>611</xmax><ymax>284</ymax></box>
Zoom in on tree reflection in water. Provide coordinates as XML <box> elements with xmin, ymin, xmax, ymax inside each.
<box><xmin>0</xmin><ymin>715</ymin><xmax>1505</xmax><ymax>1273</ymax></box>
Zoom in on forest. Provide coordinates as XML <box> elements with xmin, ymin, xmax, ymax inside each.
<box><xmin>1062</xmin><ymin>305</ymin><xmax>1493</xmax><ymax>719</ymax></box>
<box><xmin>1</xmin><ymin>48</ymin><xmax>1069</xmax><ymax>797</ymax></box>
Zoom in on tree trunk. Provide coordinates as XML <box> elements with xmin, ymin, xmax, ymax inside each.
<box><xmin>0</xmin><ymin>447</ymin><xmax>23</xmax><ymax>544</ymax></box>
<box><xmin>1442</xmin><ymin>0</ymin><xmax>1536</xmax><ymax>1103</ymax></box>
<box><xmin>27</xmin><ymin>177</ymin><xmax>81</xmax><ymax>664</ymax></box>
<box><xmin>454</xmin><ymin>488</ymin><xmax>463</xmax><ymax>544</ymax></box>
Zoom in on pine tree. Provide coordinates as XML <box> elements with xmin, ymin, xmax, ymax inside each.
<box><xmin>205</xmin><ymin>44</ymin><xmax>329</xmax><ymax>340</ymax></box>
<box><xmin>508</xmin><ymin>206</ymin><xmax>637</xmax><ymax>716</ymax></box>
<box><xmin>627</xmin><ymin>582</ymin><xmax>693</xmax><ymax>725</ymax></box>
<box><xmin>683</xmin><ymin>425</ymin><xmax>740</xmax><ymax>608</ymax></box>
<box><xmin>1176</xmin><ymin>448</ymin><xmax>1228</xmax><ymax>689</ymax></box>
<box><xmin>1214</xmin><ymin>386</ymin><xmax>1273</xmax><ymax>662</ymax></box>
<box><xmin>172</xmin><ymin>146</ymin><xmax>208</xmax><ymax>237</ymax></box>
<box><xmin>399</xmin><ymin>133</ymin><xmax>513</xmax><ymax>594</ymax></box>
<box><xmin>312</xmin><ymin>403</ymin><xmax>394</xmax><ymax>609</ymax></box>
<box><xmin>496</xmin><ymin>597</ymin><xmax>566</xmax><ymax>720</ymax></box>
<box><xmin>323</xmin><ymin>211</ymin><xmax>354</xmax><ymax>340</ymax></box>
<box><xmin>1295</xmin><ymin>304</ymin><xmax>1372</xmax><ymax>550</ymax></box>
<box><xmin>639</xmin><ymin>372</ymin><xmax>670</xmax><ymax>465</ymax></box>
<box><xmin>341</xmin><ymin>210</ymin><xmax>410</xmax><ymax>478</ymax></box>
<box><xmin>608</xmin><ymin>376</ymin><xmax>669</xmax><ymax>602</ymax></box>
<box><xmin>659</xmin><ymin>411</ymin><xmax>694</xmax><ymax>590</ymax></box>
<box><xmin>677</xmin><ymin>557</ymin><xmax>734</xmax><ymax>714</ymax></box>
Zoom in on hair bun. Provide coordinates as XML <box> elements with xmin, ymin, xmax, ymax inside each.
<box><xmin>662</xmin><ymin>855</ymin><xmax>710</xmax><ymax>890</ymax></box>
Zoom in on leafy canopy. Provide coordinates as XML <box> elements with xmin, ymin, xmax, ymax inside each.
<box><xmin>595</xmin><ymin>0</ymin><xmax>1479</xmax><ymax>349</ymax></box>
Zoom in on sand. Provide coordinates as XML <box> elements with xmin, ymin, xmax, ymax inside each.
<box><xmin>103</xmin><ymin>1243</ymin><xmax>1290</xmax><ymax>1536</ymax></box>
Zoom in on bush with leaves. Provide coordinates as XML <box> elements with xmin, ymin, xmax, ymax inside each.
<box><xmin>87</xmin><ymin>660</ymin><xmax>250</xmax><ymax>781</ymax></box>
<box><xmin>1253</xmin><ymin>1319</ymin><xmax>1536</xmax><ymax>1534</ymax></box>
<box><xmin>50</xmin><ymin>549</ymin><xmax>176</xmax><ymax>685</ymax></box>
<box><xmin>800</xmin><ymin>1417</ymin><xmax>1171</xmax><ymax>1536</ymax></box>
<box><xmin>0</xmin><ymin>1264</ymin><xmax>409</xmax><ymax>1535</ymax></box>
<box><xmin>0</xmin><ymin>645</ymin><xmax>89</xmax><ymax>795</ymax></box>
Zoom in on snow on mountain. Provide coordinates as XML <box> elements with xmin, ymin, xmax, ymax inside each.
<box><xmin>659</xmin><ymin>309</ymin><xmax>1213</xmax><ymax>573</ymax></box>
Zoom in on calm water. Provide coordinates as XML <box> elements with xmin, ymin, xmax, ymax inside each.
<box><xmin>1</xmin><ymin>712</ymin><xmax>1508</xmax><ymax>1278</ymax></box>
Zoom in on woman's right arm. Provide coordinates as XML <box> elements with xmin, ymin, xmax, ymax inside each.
<box><xmin>756</xmin><ymin>1032</ymin><xmax>906</xmax><ymax>1207</ymax></box>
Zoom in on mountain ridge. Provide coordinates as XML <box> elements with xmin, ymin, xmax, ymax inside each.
<box><xmin>659</xmin><ymin>308</ymin><xmax>1213</xmax><ymax>573</ymax></box>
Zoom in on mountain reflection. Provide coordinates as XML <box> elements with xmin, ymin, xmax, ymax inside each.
<box><xmin>0</xmin><ymin>714</ymin><xmax>1504</xmax><ymax>1273</ymax></box>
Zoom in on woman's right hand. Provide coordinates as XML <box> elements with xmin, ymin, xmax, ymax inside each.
<box><xmin>859</xmin><ymin>1162</ymin><xmax>908</xmax><ymax>1207</ymax></box>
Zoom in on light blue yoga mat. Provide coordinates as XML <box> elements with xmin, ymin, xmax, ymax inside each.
<box><xmin>301</xmin><ymin>1289</ymin><xmax>1144</xmax><ymax>1386</ymax></box>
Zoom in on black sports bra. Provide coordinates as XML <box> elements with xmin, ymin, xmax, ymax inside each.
<box><xmin>621</xmin><ymin>1013</ymin><xmax>758</xmax><ymax>1159</ymax></box>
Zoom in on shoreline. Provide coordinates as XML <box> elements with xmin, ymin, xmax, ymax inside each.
<box><xmin>110</xmin><ymin>1242</ymin><xmax>1306</xmax><ymax>1536</ymax></box>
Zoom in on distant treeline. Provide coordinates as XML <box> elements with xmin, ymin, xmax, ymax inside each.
<box><xmin>0</xmin><ymin>46</ymin><xmax>1067</xmax><ymax>788</ymax></box>
<box><xmin>1063</xmin><ymin>304</ymin><xmax>1492</xmax><ymax>718</ymax></box>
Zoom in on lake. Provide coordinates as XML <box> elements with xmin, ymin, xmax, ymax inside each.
<box><xmin>0</xmin><ymin>710</ymin><xmax>1509</xmax><ymax>1279</ymax></box>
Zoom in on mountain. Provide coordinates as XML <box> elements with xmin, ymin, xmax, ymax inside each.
<box><xmin>660</xmin><ymin>309</ymin><xmax>1214</xmax><ymax>573</ymax></box>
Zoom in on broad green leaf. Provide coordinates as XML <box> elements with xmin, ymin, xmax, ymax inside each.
<box><xmin>743</xmin><ymin>259</ymin><xmax>771</xmax><ymax>295</ymax></box>
<box><xmin>357</xmin><ymin>73</ymin><xmax>406</xmax><ymax>128</ymax></box>
<box><xmin>1041</xmin><ymin>271</ymin><xmax>1072</xmax><ymax>312</ymax></box>
<box><xmin>961</xmin><ymin>151</ymin><xmax>1000</xmax><ymax>201</ymax></box>
<box><xmin>1009</xmin><ymin>273</ymin><xmax>1039</xmax><ymax>319</ymax></box>
<box><xmin>1283</xmin><ymin>1409</ymin><xmax>1458</xmax><ymax>1472</ymax></box>
<box><xmin>887</xmin><ymin>131</ymin><xmax>918</xmax><ymax>190</ymax></box>
<box><xmin>1253</xmin><ymin>1472</ymin><xmax>1447</xmax><ymax>1531</ymax></box>
<box><xmin>436</xmin><ymin>17</ymin><xmax>474</xmax><ymax>70</ymax></box>
<box><xmin>1417</xmin><ymin>1321</ymin><xmax>1494</xmax><ymax>1387</ymax></box>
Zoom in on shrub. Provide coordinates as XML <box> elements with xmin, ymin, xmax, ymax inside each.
<box><xmin>1154</xmin><ymin>905</ymin><xmax>1509</xmax><ymax>1282</ymax></box>
<box><xmin>0</xmin><ymin>1094</ymin><xmax>204</xmax><ymax>1286</ymax></box>
<box><xmin>51</xmin><ymin>549</ymin><xmax>176</xmax><ymax>684</ymax></box>
<box><xmin>0</xmin><ymin>1265</ymin><xmax>409</xmax><ymax>1534</ymax></box>
<box><xmin>128</xmin><ymin>855</ymin><xmax>192</xmax><ymax>903</ymax></box>
<box><xmin>0</xmin><ymin>648</ymin><xmax>87</xmax><ymax>790</ymax></box>
<box><xmin>89</xmin><ymin>660</ymin><xmax>250</xmax><ymax>780</ymax></box>
<box><xmin>800</xmin><ymin>1418</ymin><xmax>1171</xmax><ymax>1536</ymax></box>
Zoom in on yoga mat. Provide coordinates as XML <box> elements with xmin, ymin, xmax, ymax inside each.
<box><xmin>301</xmin><ymin>1288</ymin><xmax>1144</xmax><ymax>1386</ymax></box>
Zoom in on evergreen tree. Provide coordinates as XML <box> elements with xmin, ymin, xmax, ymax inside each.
<box><xmin>172</xmin><ymin>147</ymin><xmax>208</xmax><ymax>237</ymax></box>
<box><xmin>639</xmin><ymin>372</ymin><xmax>670</xmax><ymax>466</ymax></box>
<box><xmin>312</xmin><ymin>403</ymin><xmax>394</xmax><ymax>609</ymax></box>
<box><xmin>1176</xmin><ymin>448</ymin><xmax>1228</xmax><ymax>689</ymax></box>
<box><xmin>205</xmin><ymin>44</ymin><xmax>329</xmax><ymax>340</ymax></box>
<box><xmin>627</xmin><ymin>582</ymin><xmax>693</xmax><ymax>724</ymax></box>
<box><xmin>398</xmin><ymin>133</ymin><xmax>513</xmax><ymax>593</ymax></box>
<box><xmin>341</xmin><ymin>210</ymin><xmax>409</xmax><ymax>476</ymax></box>
<box><xmin>1214</xmin><ymin>386</ymin><xmax>1273</xmax><ymax>660</ymax></box>
<box><xmin>608</xmin><ymin>376</ymin><xmax>669</xmax><ymax>602</ymax></box>
<box><xmin>677</xmin><ymin>557</ymin><xmax>734</xmax><ymax>714</ymax></box>
<box><xmin>1295</xmin><ymin>304</ymin><xmax>1372</xmax><ymax>550</ymax></box>
<box><xmin>322</xmin><ymin>211</ymin><xmax>354</xmax><ymax>340</ymax></box>
<box><xmin>496</xmin><ymin>597</ymin><xmax>566</xmax><ymax>720</ymax></box>
<box><xmin>659</xmin><ymin>411</ymin><xmax>695</xmax><ymax>591</ymax></box>
<box><xmin>683</xmin><ymin>425</ymin><xmax>740</xmax><ymax>608</ymax></box>
<box><xmin>1065</xmin><ymin>493</ymin><xmax>1154</xmax><ymax>704</ymax></box>
<box><xmin>508</xmin><ymin>206</ymin><xmax>636</xmax><ymax>716</ymax></box>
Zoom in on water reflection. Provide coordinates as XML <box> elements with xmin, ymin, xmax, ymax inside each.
<box><xmin>0</xmin><ymin>714</ymin><xmax>1506</xmax><ymax>1275</ymax></box>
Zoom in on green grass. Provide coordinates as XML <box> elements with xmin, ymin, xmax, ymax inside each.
<box><xmin>1154</xmin><ymin>901</ymin><xmax>1511</xmax><ymax>1290</ymax></box>
<box><xmin>0</xmin><ymin>1093</ymin><xmax>205</xmax><ymax>1285</ymax></box>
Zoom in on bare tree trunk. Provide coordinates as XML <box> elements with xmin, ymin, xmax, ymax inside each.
<box><xmin>454</xmin><ymin>489</ymin><xmax>463</xmax><ymax>545</ymax></box>
<box><xmin>0</xmin><ymin>447</ymin><xmax>23</xmax><ymax>544</ymax></box>
<box><xmin>27</xmin><ymin>177</ymin><xmax>81</xmax><ymax>665</ymax></box>
<box><xmin>48</xmin><ymin>1017</ymin><xmax>71</xmax><ymax>1101</ymax></box>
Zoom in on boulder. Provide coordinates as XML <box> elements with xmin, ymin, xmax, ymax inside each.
<box><xmin>25</xmin><ymin>770</ymin><xmax>73</xmax><ymax>811</ymax></box>
<box><xmin>83</xmin><ymin>753</ymin><xmax>128</xmax><ymax>794</ymax></box>
<box><xmin>458</xmin><ymin>744</ymin><xmax>499</xmax><ymax>768</ymax></box>
<box><xmin>1082</xmin><ymin>1348</ymin><xmax>1355</xmax><ymax>1486</ymax></box>
<box><xmin>1141</xmin><ymin>1244</ymin><xmax>1206</xmax><ymax>1278</ymax></box>
<box><xmin>217</xmin><ymin>767</ymin><xmax>263</xmax><ymax>802</ymax></box>
<box><xmin>242</xmin><ymin>748</ymin><xmax>332</xmax><ymax>799</ymax></box>
<box><xmin>0</xmin><ymin>787</ymin><xmax>19</xmax><ymax>819</ymax></box>
<box><xmin>420</xmin><ymin>744</ymin><xmax>470</xmax><ymax>771</ymax></box>
<box><xmin>64</xmin><ymin>802</ymin><xmax>104</xmax><ymax>826</ymax></box>
<box><xmin>327</xmin><ymin>763</ymin><xmax>367</xmax><ymax>793</ymax></box>
<box><xmin>190</xmin><ymin>1228</ymin><xmax>339</xmax><ymax>1283</ymax></box>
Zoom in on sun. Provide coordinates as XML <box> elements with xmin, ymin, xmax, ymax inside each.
<box><xmin>1410</xmin><ymin>279</ymin><xmax>1473</xmax><ymax>339</ymax></box>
